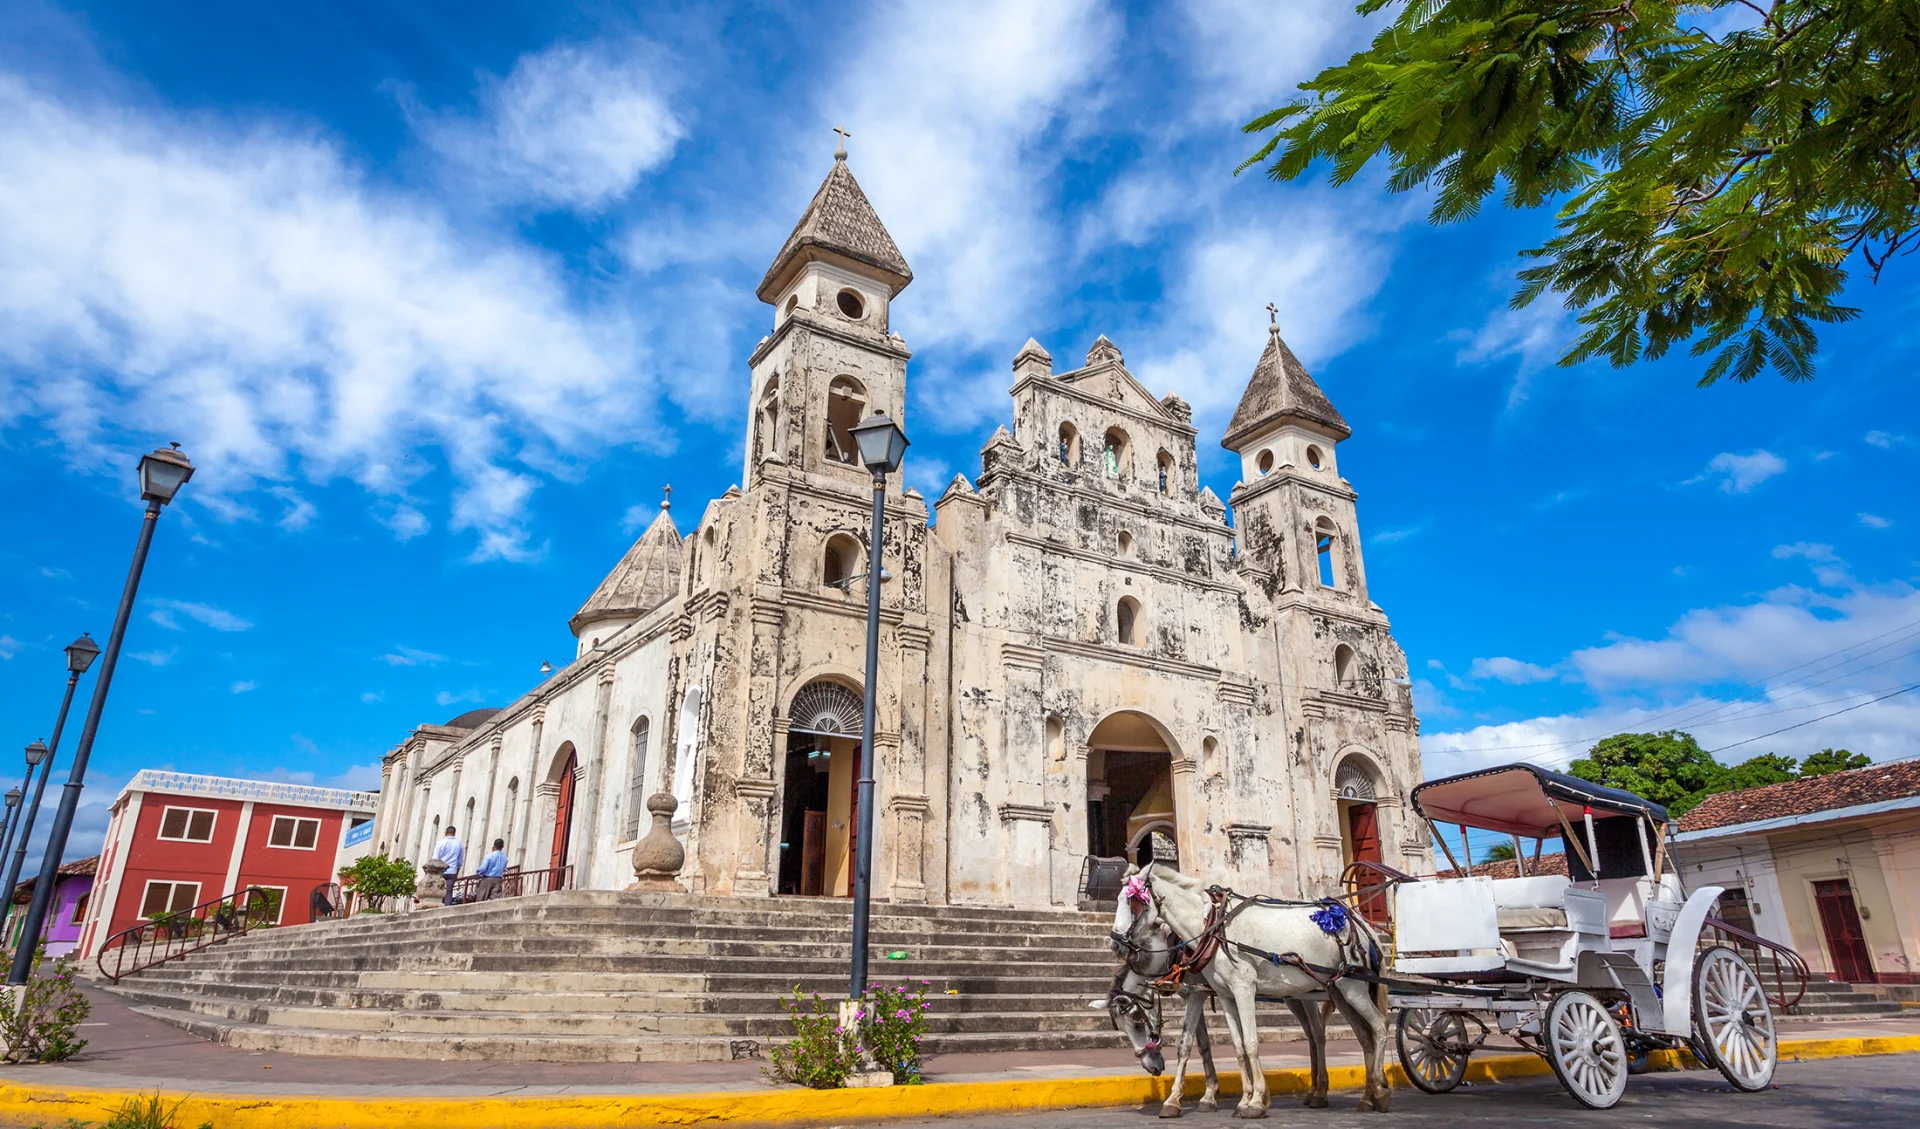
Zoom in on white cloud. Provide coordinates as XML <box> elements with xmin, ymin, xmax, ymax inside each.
<box><xmin>127</xmin><ymin>647</ymin><xmax>178</xmax><ymax>666</ymax></box>
<box><xmin>435</xmin><ymin>688</ymin><xmax>483</xmax><ymax>707</ymax></box>
<box><xmin>1691</xmin><ymin>450</ymin><xmax>1787</xmax><ymax>493</ymax></box>
<box><xmin>230</xmin><ymin>679</ymin><xmax>256</xmax><ymax>693</ymax></box>
<box><xmin>1865</xmin><ymin>430</ymin><xmax>1907</xmax><ymax>449</ymax></box>
<box><xmin>270</xmin><ymin>486</ymin><xmax>317</xmax><ymax>531</ymax></box>
<box><xmin>0</xmin><ymin>635</ymin><xmax>18</xmax><ymax>660</ymax></box>
<box><xmin>417</xmin><ymin>39</ymin><xmax>683</xmax><ymax>211</ymax></box>
<box><xmin>149</xmin><ymin>598</ymin><xmax>253</xmax><ymax>632</ymax></box>
<box><xmin>1454</xmin><ymin>300</ymin><xmax>1574</xmax><ymax>408</ymax></box>
<box><xmin>1469</xmin><ymin>656</ymin><xmax>1558</xmax><ymax>684</ymax></box>
<box><xmin>38</xmin><ymin>566</ymin><xmax>70</xmax><ymax>580</ymax></box>
<box><xmin>1860</xmin><ymin>513</ymin><xmax>1893</xmax><ymax>529</ymax></box>
<box><xmin>380</xmin><ymin>503</ymin><xmax>430</xmax><ymax>541</ymax></box>
<box><xmin>361</xmin><ymin>691</ymin><xmax>383</xmax><ymax>704</ymax></box>
<box><xmin>0</xmin><ymin>73</ymin><xmax>653</xmax><ymax>561</ymax></box>
<box><xmin>1772</xmin><ymin>541</ymin><xmax>1838</xmax><ymax>563</ymax></box>
<box><xmin>826</xmin><ymin>1</ymin><xmax>1117</xmax><ymax>377</ymax></box>
<box><xmin>1177</xmin><ymin>0</ymin><xmax>1375</xmax><ymax>126</ymax></box>
<box><xmin>379</xmin><ymin>645</ymin><xmax>447</xmax><ymax>667</ymax></box>
<box><xmin>1370</xmin><ymin>522</ymin><xmax>1429</xmax><ymax>547</ymax></box>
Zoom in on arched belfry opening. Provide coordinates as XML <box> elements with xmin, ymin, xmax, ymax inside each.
<box><xmin>777</xmin><ymin>679</ymin><xmax>865</xmax><ymax>897</ymax></box>
<box><xmin>1085</xmin><ymin>711</ymin><xmax>1179</xmax><ymax>869</ymax></box>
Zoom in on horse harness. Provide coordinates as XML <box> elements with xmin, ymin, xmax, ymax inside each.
<box><xmin>1141</xmin><ymin>884</ymin><xmax>1381</xmax><ymax>993</ymax></box>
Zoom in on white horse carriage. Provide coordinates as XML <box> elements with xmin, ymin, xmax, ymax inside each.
<box><xmin>1385</xmin><ymin>763</ymin><xmax>1786</xmax><ymax>1108</ymax></box>
<box><xmin>1101</xmin><ymin>762</ymin><xmax>1803</xmax><ymax>1117</ymax></box>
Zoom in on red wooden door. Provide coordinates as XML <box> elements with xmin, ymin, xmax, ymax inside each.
<box><xmin>1346</xmin><ymin>803</ymin><xmax>1388</xmax><ymax>925</ymax></box>
<box><xmin>1813</xmin><ymin>880</ymin><xmax>1875</xmax><ymax>983</ymax></box>
<box><xmin>549</xmin><ymin>751</ymin><xmax>578</xmax><ymax>875</ymax></box>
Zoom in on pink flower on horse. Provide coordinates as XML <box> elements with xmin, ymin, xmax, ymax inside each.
<box><xmin>1123</xmin><ymin>873</ymin><xmax>1151</xmax><ymax>905</ymax></box>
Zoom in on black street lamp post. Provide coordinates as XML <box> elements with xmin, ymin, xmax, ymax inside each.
<box><xmin>8</xmin><ymin>445</ymin><xmax>191</xmax><ymax>984</ymax></box>
<box><xmin>844</xmin><ymin>412</ymin><xmax>907</xmax><ymax>1003</ymax></box>
<box><xmin>2</xmin><ymin>634</ymin><xmax>99</xmax><ymax>924</ymax></box>
<box><xmin>0</xmin><ymin>788</ymin><xmax>21</xmax><ymax>885</ymax></box>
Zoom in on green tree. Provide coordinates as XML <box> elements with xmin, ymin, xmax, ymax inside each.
<box><xmin>1717</xmin><ymin>752</ymin><xmax>1799</xmax><ymax>792</ymax></box>
<box><xmin>1482</xmin><ymin>841</ymin><xmax>1518</xmax><ymax>863</ymax></box>
<box><xmin>1568</xmin><ymin>730</ymin><xmax>1725</xmax><ymax>814</ymax></box>
<box><xmin>1799</xmin><ymin>747</ymin><xmax>1870</xmax><ymax>776</ymax></box>
<box><xmin>1241</xmin><ymin>1</ymin><xmax>1920</xmax><ymax>385</ymax></box>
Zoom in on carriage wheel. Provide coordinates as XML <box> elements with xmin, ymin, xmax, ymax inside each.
<box><xmin>1395</xmin><ymin>1008</ymin><xmax>1470</xmax><ymax>1094</ymax></box>
<box><xmin>1544</xmin><ymin>991</ymin><xmax>1628</xmax><ymax>1109</ymax></box>
<box><xmin>1691</xmin><ymin>945</ymin><xmax>1777</xmax><ymax>1091</ymax></box>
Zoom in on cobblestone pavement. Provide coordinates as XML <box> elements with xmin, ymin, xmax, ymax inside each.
<box><xmin>879</xmin><ymin>1053</ymin><xmax>1920</xmax><ymax>1128</ymax></box>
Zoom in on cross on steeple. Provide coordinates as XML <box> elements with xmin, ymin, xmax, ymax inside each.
<box><xmin>1266</xmin><ymin>302</ymin><xmax>1279</xmax><ymax>327</ymax></box>
<box><xmin>661</xmin><ymin>484</ymin><xmax>672</xmax><ymax>512</ymax></box>
<box><xmin>833</xmin><ymin>125</ymin><xmax>851</xmax><ymax>160</ymax></box>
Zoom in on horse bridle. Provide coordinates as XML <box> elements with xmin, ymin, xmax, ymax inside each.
<box><xmin>1106</xmin><ymin>986</ymin><xmax>1165</xmax><ymax>1058</ymax></box>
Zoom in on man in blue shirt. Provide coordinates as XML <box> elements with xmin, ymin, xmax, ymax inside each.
<box><xmin>476</xmin><ymin>838</ymin><xmax>508</xmax><ymax>901</ymax></box>
<box><xmin>432</xmin><ymin>826</ymin><xmax>465</xmax><ymax>905</ymax></box>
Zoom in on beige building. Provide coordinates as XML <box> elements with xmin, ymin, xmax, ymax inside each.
<box><xmin>369</xmin><ymin>149</ymin><xmax>1429</xmax><ymax>907</ymax></box>
<box><xmin>1676</xmin><ymin>759</ymin><xmax>1920</xmax><ymax>985</ymax></box>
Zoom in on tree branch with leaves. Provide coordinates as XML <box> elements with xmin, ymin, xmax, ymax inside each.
<box><xmin>1242</xmin><ymin>1</ymin><xmax>1920</xmax><ymax>384</ymax></box>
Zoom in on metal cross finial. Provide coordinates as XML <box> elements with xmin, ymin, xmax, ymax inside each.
<box><xmin>661</xmin><ymin>484</ymin><xmax>672</xmax><ymax>512</ymax></box>
<box><xmin>833</xmin><ymin>125</ymin><xmax>851</xmax><ymax>160</ymax></box>
<box><xmin>1266</xmin><ymin>302</ymin><xmax>1279</xmax><ymax>326</ymax></box>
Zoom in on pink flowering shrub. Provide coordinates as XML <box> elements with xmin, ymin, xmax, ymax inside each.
<box><xmin>864</xmin><ymin>979</ymin><xmax>932</xmax><ymax>1084</ymax></box>
<box><xmin>763</xmin><ymin>988</ymin><xmax>855</xmax><ymax>1089</ymax></box>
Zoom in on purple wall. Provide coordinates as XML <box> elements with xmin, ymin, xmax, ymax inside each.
<box><xmin>6</xmin><ymin>873</ymin><xmax>93</xmax><ymax>960</ymax></box>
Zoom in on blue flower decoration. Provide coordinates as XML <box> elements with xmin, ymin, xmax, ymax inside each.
<box><xmin>1309</xmin><ymin>901</ymin><xmax>1349</xmax><ymax>935</ymax></box>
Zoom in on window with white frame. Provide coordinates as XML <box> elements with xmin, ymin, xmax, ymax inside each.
<box><xmin>139</xmin><ymin>880</ymin><xmax>200</xmax><ymax>919</ymax></box>
<box><xmin>157</xmin><ymin>806</ymin><xmax>217</xmax><ymax>842</ymax></box>
<box><xmin>249</xmin><ymin>885</ymin><xmax>288</xmax><ymax>925</ymax></box>
<box><xmin>267</xmin><ymin>815</ymin><xmax>321</xmax><ymax>850</ymax></box>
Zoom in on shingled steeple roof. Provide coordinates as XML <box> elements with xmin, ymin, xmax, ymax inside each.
<box><xmin>569</xmin><ymin>500</ymin><xmax>683</xmax><ymax>637</ymax></box>
<box><xmin>1222</xmin><ymin>323</ymin><xmax>1350</xmax><ymax>449</ymax></box>
<box><xmin>756</xmin><ymin>150</ymin><xmax>913</xmax><ymax>301</ymax></box>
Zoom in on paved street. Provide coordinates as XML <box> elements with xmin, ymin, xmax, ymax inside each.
<box><xmin>880</xmin><ymin>1053</ymin><xmax>1920</xmax><ymax>1129</ymax></box>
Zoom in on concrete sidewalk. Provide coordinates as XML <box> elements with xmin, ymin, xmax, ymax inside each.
<box><xmin>0</xmin><ymin>985</ymin><xmax>1913</xmax><ymax>1127</ymax></box>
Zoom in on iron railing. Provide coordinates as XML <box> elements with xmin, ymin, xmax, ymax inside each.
<box><xmin>96</xmin><ymin>885</ymin><xmax>277</xmax><ymax>984</ymax></box>
<box><xmin>1704</xmin><ymin>914</ymin><xmax>1811</xmax><ymax>1011</ymax></box>
<box><xmin>447</xmin><ymin>864</ymin><xmax>571</xmax><ymax>905</ymax></box>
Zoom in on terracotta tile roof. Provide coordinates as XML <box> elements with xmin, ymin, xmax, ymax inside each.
<box><xmin>8</xmin><ymin>854</ymin><xmax>98</xmax><ymax>904</ymax></box>
<box><xmin>1679</xmin><ymin>759</ymin><xmax>1920</xmax><ymax>832</ymax></box>
<box><xmin>1440</xmin><ymin>852</ymin><xmax>1569</xmax><ymax>880</ymax></box>
<box><xmin>1223</xmin><ymin>325</ymin><xmax>1350</xmax><ymax>450</ymax></box>
<box><xmin>757</xmin><ymin>155</ymin><xmax>912</xmax><ymax>300</ymax></box>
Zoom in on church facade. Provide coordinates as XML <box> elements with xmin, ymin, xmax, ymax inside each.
<box><xmin>369</xmin><ymin>150</ymin><xmax>1431</xmax><ymax>907</ymax></box>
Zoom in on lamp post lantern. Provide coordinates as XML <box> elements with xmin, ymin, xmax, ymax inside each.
<box><xmin>845</xmin><ymin>412</ymin><xmax>907</xmax><ymax>1004</ymax></box>
<box><xmin>0</xmin><ymin>628</ymin><xmax>99</xmax><ymax>941</ymax></box>
<box><xmin>0</xmin><ymin>786</ymin><xmax>21</xmax><ymax>888</ymax></box>
<box><xmin>9</xmin><ymin>447</ymin><xmax>191</xmax><ymax>984</ymax></box>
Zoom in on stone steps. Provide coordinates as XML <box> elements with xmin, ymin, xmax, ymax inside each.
<box><xmin>104</xmin><ymin>890</ymin><xmax>1188</xmax><ymax>1062</ymax></box>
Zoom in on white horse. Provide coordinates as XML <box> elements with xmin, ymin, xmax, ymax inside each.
<box><xmin>1098</xmin><ymin>912</ymin><xmax>1333</xmax><ymax>1118</ymax></box>
<box><xmin>1116</xmin><ymin>863</ymin><xmax>1393</xmax><ymax>1119</ymax></box>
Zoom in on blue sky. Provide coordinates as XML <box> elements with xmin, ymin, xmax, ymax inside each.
<box><xmin>1</xmin><ymin>0</ymin><xmax>1916</xmax><ymax>864</ymax></box>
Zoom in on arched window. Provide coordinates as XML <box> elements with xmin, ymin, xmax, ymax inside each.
<box><xmin>503</xmin><ymin>778</ymin><xmax>519</xmax><ymax>853</ymax></box>
<box><xmin>823</xmin><ymin>533</ymin><xmax>862</xmax><ymax>589</ymax></box>
<box><xmin>624</xmin><ymin>718</ymin><xmax>651</xmax><ymax>840</ymax></box>
<box><xmin>1257</xmin><ymin>450</ymin><xmax>1275</xmax><ymax>475</ymax></box>
<box><xmin>1202</xmin><ymin>735</ymin><xmax>1220</xmax><ymax>776</ymax></box>
<box><xmin>1156</xmin><ymin>450</ymin><xmax>1174</xmax><ymax>494</ymax></box>
<box><xmin>825</xmin><ymin>376</ymin><xmax>866</xmax><ymax>465</ymax></box>
<box><xmin>1306</xmin><ymin>444</ymin><xmax>1324</xmax><ymax>470</ymax></box>
<box><xmin>1335</xmin><ymin>755</ymin><xmax>1379</xmax><ymax>800</ymax></box>
<box><xmin>1115</xmin><ymin>596</ymin><xmax>1141</xmax><ymax>646</ymax></box>
<box><xmin>464</xmin><ymin>797</ymin><xmax>475</xmax><ymax>840</ymax></box>
<box><xmin>1116</xmin><ymin>530</ymin><xmax>1133</xmax><ymax>557</ymax></box>
<box><xmin>1315</xmin><ymin>519</ymin><xmax>1338</xmax><ymax>588</ymax></box>
<box><xmin>1102</xmin><ymin>427</ymin><xmax>1130</xmax><ymax>479</ymax></box>
<box><xmin>756</xmin><ymin>377</ymin><xmax>781</xmax><ymax>461</ymax></box>
<box><xmin>1334</xmin><ymin>644</ymin><xmax>1355</xmax><ymax>687</ymax></box>
<box><xmin>1058</xmin><ymin>422</ymin><xmax>1079</xmax><ymax>465</ymax></box>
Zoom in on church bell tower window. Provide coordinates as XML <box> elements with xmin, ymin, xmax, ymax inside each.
<box><xmin>825</xmin><ymin>376</ymin><xmax>867</xmax><ymax>465</ymax></box>
<box><xmin>835</xmin><ymin>289</ymin><xmax>866</xmax><ymax>319</ymax></box>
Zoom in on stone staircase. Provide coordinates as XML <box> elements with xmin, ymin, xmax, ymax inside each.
<box><xmin>1740</xmin><ymin>950</ymin><xmax>1908</xmax><ymax>1021</ymax></box>
<box><xmin>97</xmin><ymin>890</ymin><xmax>1325</xmax><ymax>1062</ymax></box>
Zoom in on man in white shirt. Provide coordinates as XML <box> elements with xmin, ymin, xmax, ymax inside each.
<box><xmin>433</xmin><ymin>825</ymin><xmax>466</xmax><ymax>905</ymax></box>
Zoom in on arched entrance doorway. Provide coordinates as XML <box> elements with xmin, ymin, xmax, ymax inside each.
<box><xmin>1334</xmin><ymin>754</ymin><xmax>1387</xmax><ymax>924</ymax></box>
<box><xmin>776</xmin><ymin>680</ymin><xmax>863</xmax><ymax>897</ymax></box>
<box><xmin>1086</xmin><ymin>711</ymin><xmax>1178</xmax><ymax>869</ymax></box>
<box><xmin>549</xmin><ymin>745</ymin><xmax>579</xmax><ymax>874</ymax></box>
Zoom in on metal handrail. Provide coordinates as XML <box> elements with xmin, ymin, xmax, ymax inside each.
<box><xmin>446</xmin><ymin>864</ymin><xmax>571</xmax><ymax>905</ymax></box>
<box><xmin>96</xmin><ymin>885</ymin><xmax>276</xmax><ymax>984</ymax></box>
<box><xmin>1704</xmin><ymin>914</ymin><xmax>1811</xmax><ymax>1011</ymax></box>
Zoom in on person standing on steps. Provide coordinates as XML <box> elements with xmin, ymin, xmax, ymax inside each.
<box><xmin>476</xmin><ymin>838</ymin><xmax>508</xmax><ymax>901</ymax></box>
<box><xmin>434</xmin><ymin>825</ymin><xmax>466</xmax><ymax>905</ymax></box>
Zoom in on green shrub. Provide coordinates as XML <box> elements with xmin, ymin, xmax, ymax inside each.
<box><xmin>99</xmin><ymin>1090</ymin><xmax>213</xmax><ymax>1129</ymax></box>
<box><xmin>2</xmin><ymin>949</ymin><xmax>91</xmax><ymax>1063</ymax></box>
<box><xmin>339</xmin><ymin>854</ymin><xmax>416</xmax><ymax>912</ymax></box>
<box><xmin>763</xmin><ymin>988</ymin><xmax>855</xmax><ymax>1089</ymax></box>
<box><xmin>864</xmin><ymin>979</ymin><xmax>931</xmax><ymax>1084</ymax></box>
<box><xmin>243</xmin><ymin>887</ymin><xmax>283</xmax><ymax>928</ymax></box>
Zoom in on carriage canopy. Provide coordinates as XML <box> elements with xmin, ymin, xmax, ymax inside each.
<box><xmin>1409</xmin><ymin>763</ymin><xmax>1669</xmax><ymax>837</ymax></box>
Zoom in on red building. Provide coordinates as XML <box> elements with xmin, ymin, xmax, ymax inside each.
<box><xmin>76</xmin><ymin>771</ymin><xmax>378</xmax><ymax>960</ymax></box>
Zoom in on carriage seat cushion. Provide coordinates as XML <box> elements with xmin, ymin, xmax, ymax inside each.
<box><xmin>1496</xmin><ymin>906</ymin><xmax>1569</xmax><ymax>930</ymax></box>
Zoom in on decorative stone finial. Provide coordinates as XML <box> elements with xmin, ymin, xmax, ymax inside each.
<box><xmin>419</xmin><ymin>858</ymin><xmax>449</xmax><ymax>905</ymax></box>
<box><xmin>661</xmin><ymin>484</ymin><xmax>672</xmax><ymax>512</ymax></box>
<box><xmin>833</xmin><ymin>124</ymin><xmax>851</xmax><ymax>161</ymax></box>
<box><xmin>630</xmin><ymin>792</ymin><xmax>687</xmax><ymax>892</ymax></box>
<box><xmin>1266</xmin><ymin>302</ymin><xmax>1280</xmax><ymax>334</ymax></box>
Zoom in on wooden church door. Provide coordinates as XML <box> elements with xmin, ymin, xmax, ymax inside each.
<box><xmin>550</xmin><ymin>750</ymin><xmax>578</xmax><ymax>877</ymax></box>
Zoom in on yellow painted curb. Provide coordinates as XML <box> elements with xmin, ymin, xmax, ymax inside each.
<box><xmin>0</xmin><ymin>1034</ymin><xmax>1913</xmax><ymax>1128</ymax></box>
